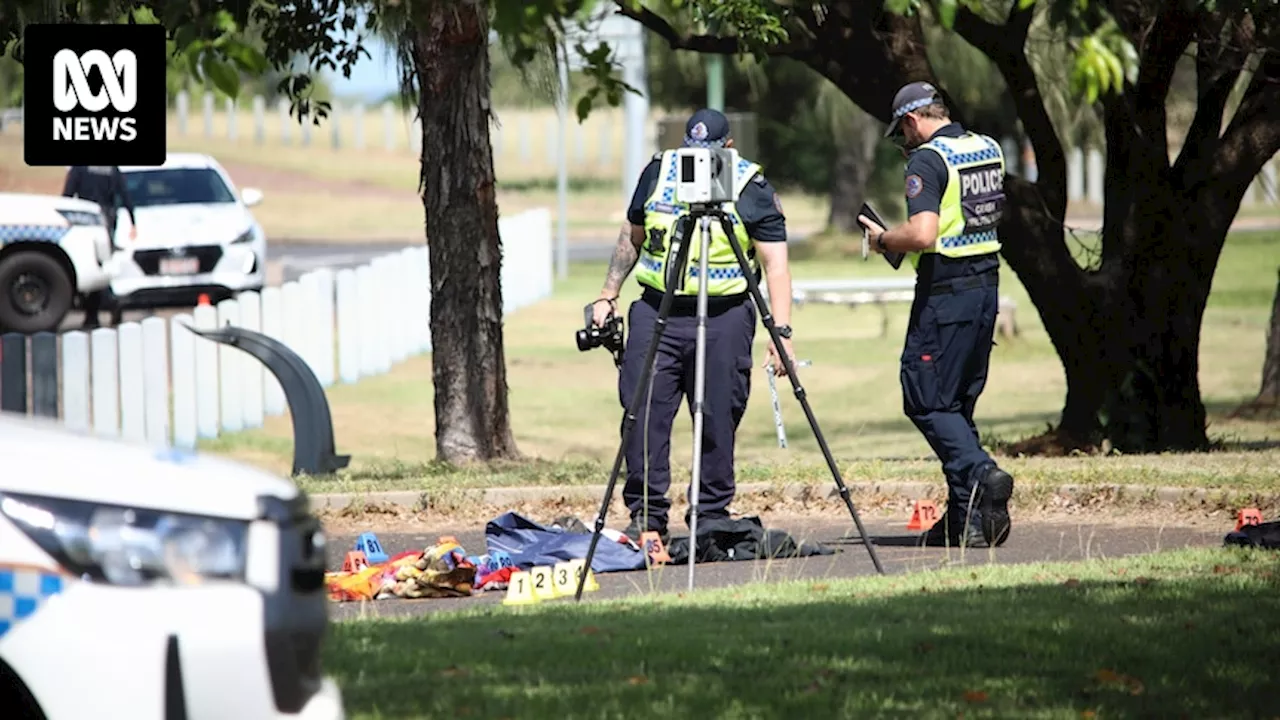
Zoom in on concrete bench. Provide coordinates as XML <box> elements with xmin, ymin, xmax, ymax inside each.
<box><xmin>764</xmin><ymin>278</ymin><xmax>1018</xmax><ymax>338</ymax></box>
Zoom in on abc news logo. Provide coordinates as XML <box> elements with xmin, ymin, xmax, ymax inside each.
<box><xmin>24</xmin><ymin>23</ymin><xmax>165</xmax><ymax>167</ymax></box>
<box><xmin>53</xmin><ymin>49</ymin><xmax>139</xmax><ymax>142</ymax></box>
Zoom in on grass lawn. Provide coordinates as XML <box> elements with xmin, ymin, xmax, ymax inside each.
<box><xmin>203</xmin><ymin>229</ymin><xmax>1280</xmax><ymax>498</ymax></box>
<box><xmin>325</xmin><ymin>546</ymin><xmax>1280</xmax><ymax>718</ymax></box>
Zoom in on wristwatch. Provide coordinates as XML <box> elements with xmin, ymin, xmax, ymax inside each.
<box><xmin>776</xmin><ymin>325</ymin><xmax>793</xmax><ymax>339</ymax></box>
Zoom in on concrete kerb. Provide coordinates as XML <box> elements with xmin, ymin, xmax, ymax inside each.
<box><xmin>307</xmin><ymin>480</ymin><xmax>1279</xmax><ymax>515</ymax></box>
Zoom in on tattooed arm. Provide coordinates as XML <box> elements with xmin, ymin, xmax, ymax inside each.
<box><xmin>591</xmin><ymin>222</ymin><xmax>643</xmax><ymax>327</ymax></box>
<box><xmin>598</xmin><ymin>222</ymin><xmax>644</xmax><ymax>300</ymax></box>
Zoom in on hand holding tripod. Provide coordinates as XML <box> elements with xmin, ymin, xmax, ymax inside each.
<box><xmin>574</xmin><ymin>202</ymin><xmax>885</xmax><ymax>601</ymax></box>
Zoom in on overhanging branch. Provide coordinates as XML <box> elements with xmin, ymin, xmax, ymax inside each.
<box><xmin>610</xmin><ymin>2</ymin><xmax>810</xmax><ymax>57</ymax></box>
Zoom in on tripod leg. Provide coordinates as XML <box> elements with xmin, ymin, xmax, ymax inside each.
<box><xmin>687</xmin><ymin>214</ymin><xmax>712</xmax><ymax>593</ymax></box>
<box><xmin>717</xmin><ymin>213</ymin><xmax>886</xmax><ymax>574</ymax></box>
<box><xmin>576</xmin><ymin>226</ymin><xmax>697</xmax><ymax>601</ymax></box>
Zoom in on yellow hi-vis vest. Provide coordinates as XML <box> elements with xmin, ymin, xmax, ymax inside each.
<box><xmin>632</xmin><ymin>150</ymin><xmax>763</xmax><ymax>296</ymax></box>
<box><xmin>906</xmin><ymin>132</ymin><xmax>1005</xmax><ymax>270</ymax></box>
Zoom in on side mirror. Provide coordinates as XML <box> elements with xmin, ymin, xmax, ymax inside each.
<box><xmin>241</xmin><ymin>187</ymin><xmax>264</xmax><ymax>207</ymax></box>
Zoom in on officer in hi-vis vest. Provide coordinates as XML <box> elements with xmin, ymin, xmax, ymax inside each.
<box><xmin>858</xmin><ymin>82</ymin><xmax>1015</xmax><ymax>548</ymax></box>
<box><xmin>590</xmin><ymin>109</ymin><xmax>793</xmax><ymax>544</ymax></box>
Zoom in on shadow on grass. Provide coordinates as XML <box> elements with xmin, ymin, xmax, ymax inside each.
<box><xmin>324</xmin><ymin>550</ymin><xmax>1280</xmax><ymax>719</ymax></box>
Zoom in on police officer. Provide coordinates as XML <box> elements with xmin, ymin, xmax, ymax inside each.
<box><xmin>857</xmin><ymin>82</ymin><xmax>1014</xmax><ymax>548</ymax></box>
<box><xmin>591</xmin><ymin>109</ymin><xmax>794</xmax><ymax>543</ymax></box>
<box><xmin>63</xmin><ymin>165</ymin><xmax>136</xmax><ymax>327</ymax></box>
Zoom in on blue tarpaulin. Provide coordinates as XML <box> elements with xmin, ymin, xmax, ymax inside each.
<box><xmin>483</xmin><ymin>512</ymin><xmax>647</xmax><ymax>573</ymax></box>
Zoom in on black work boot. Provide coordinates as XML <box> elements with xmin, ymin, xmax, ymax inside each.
<box><xmin>974</xmin><ymin>464</ymin><xmax>1014</xmax><ymax>547</ymax></box>
<box><xmin>623</xmin><ymin>515</ymin><xmax>669</xmax><ymax>546</ymax></box>
<box><xmin>921</xmin><ymin>508</ymin><xmax>986</xmax><ymax>548</ymax></box>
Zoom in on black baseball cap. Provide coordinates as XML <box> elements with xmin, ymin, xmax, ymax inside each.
<box><xmin>884</xmin><ymin>81</ymin><xmax>942</xmax><ymax>138</ymax></box>
<box><xmin>683</xmin><ymin>108</ymin><xmax>731</xmax><ymax>147</ymax></box>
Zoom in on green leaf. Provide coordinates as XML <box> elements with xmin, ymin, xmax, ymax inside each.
<box><xmin>202</xmin><ymin>55</ymin><xmax>240</xmax><ymax>99</ymax></box>
<box><xmin>938</xmin><ymin>0</ymin><xmax>958</xmax><ymax>29</ymax></box>
<box><xmin>223</xmin><ymin>39</ymin><xmax>268</xmax><ymax>74</ymax></box>
<box><xmin>1017</xmin><ymin>0</ymin><xmax>1037</xmax><ymax>8</ymax></box>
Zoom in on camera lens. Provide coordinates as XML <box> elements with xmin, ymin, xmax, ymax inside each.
<box><xmin>575</xmin><ymin>329</ymin><xmax>593</xmax><ymax>352</ymax></box>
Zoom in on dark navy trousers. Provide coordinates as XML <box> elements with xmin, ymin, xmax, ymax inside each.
<box><xmin>900</xmin><ymin>269</ymin><xmax>999</xmax><ymax>509</ymax></box>
<box><xmin>619</xmin><ymin>294</ymin><xmax>756</xmax><ymax>529</ymax></box>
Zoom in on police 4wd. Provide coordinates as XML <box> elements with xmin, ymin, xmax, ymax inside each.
<box><xmin>0</xmin><ymin>192</ymin><xmax>112</xmax><ymax>333</ymax></box>
<box><xmin>0</xmin><ymin>415</ymin><xmax>345</xmax><ymax>720</ymax></box>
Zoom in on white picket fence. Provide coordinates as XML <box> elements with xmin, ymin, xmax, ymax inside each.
<box><xmin>55</xmin><ymin>208</ymin><xmax>552</xmax><ymax>450</ymax></box>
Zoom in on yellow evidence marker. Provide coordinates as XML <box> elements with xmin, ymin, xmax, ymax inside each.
<box><xmin>530</xmin><ymin>565</ymin><xmax>559</xmax><ymax>600</ymax></box>
<box><xmin>552</xmin><ymin>562</ymin><xmax>578</xmax><ymax>596</ymax></box>
<box><xmin>568</xmin><ymin>559</ymin><xmax>600</xmax><ymax>593</ymax></box>
<box><xmin>503</xmin><ymin>570</ymin><xmax>540</xmax><ymax>605</ymax></box>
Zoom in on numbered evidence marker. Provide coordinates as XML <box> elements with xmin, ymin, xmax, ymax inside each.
<box><xmin>568</xmin><ymin>558</ymin><xmax>599</xmax><ymax>593</ymax></box>
<box><xmin>552</xmin><ymin>562</ymin><xmax>578</xmax><ymax>596</ymax></box>
<box><xmin>503</xmin><ymin>570</ymin><xmax>540</xmax><ymax>605</ymax></box>
<box><xmin>530</xmin><ymin>565</ymin><xmax>559</xmax><ymax>600</ymax></box>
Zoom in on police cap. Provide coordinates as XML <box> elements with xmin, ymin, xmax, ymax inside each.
<box><xmin>683</xmin><ymin>108</ymin><xmax>731</xmax><ymax>148</ymax></box>
<box><xmin>884</xmin><ymin>81</ymin><xmax>942</xmax><ymax>138</ymax></box>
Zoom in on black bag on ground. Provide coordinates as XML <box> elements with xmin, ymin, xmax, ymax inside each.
<box><xmin>666</xmin><ymin>515</ymin><xmax>836</xmax><ymax>564</ymax></box>
<box><xmin>1224</xmin><ymin>520</ymin><xmax>1280</xmax><ymax>550</ymax></box>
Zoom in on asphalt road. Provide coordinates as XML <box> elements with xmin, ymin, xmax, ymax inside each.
<box><xmin>323</xmin><ymin>516</ymin><xmax>1226</xmax><ymax>620</ymax></box>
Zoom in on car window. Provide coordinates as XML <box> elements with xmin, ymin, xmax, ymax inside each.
<box><xmin>123</xmin><ymin>169</ymin><xmax>237</xmax><ymax>207</ymax></box>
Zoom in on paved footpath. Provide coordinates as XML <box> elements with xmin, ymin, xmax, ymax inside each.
<box><xmin>324</xmin><ymin>515</ymin><xmax>1225</xmax><ymax>621</ymax></box>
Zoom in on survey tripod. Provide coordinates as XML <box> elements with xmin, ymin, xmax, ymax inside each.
<box><xmin>574</xmin><ymin>203</ymin><xmax>886</xmax><ymax>601</ymax></box>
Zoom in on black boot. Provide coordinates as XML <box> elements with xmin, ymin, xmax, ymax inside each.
<box><xmin>921</xmin><ymin>508</ymin><xmax>987</xmax><ymax>548</ymax></box>
<box><xmin>623</xmin><ymin>515</ymin><xmax>668</xmax><ymax>546</ymax></box>
<box><xmin>974</xmin><ymin>464</ymin><xmax>1014</xmax><ymax>547</ymax></box>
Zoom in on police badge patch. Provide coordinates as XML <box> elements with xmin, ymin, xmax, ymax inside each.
<box><xmin>905</xmin><ymin>174</ymin><xmax>924</xmax><ymax>199</ymax></box>
<box><xmin>690</xmin><ymin>122</ymin><xmax>708</xmax><ymax>141</ymax></box>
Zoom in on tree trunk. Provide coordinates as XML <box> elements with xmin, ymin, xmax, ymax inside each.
<box><xmin>1259</xmin><ymin>270</ymin><xmax>1280</xmax><ymax>403</ymax></box>
<box><xmin>409</xmin><ymin>0</ymin><xmax>519</xmax><ymax>464</ymax></box>
<box><xmin>1233</xmin><ymin>268</ymin><xmax>1280</xmax><ymax>417</ymax></box>
<box><xmin>826</xmin><ymin>114</ymin><xmax>879</xmax><ymax>233</ymax></box>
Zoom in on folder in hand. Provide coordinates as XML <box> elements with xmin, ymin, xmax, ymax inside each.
<box><xmin>858</xmin><ymin>202</ymin><xmax>904</xmax><ymax>270</ymax></box>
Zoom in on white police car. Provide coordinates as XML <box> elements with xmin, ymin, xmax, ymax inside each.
<box><xmin>0</xmin><ymin>192</ymin><xmax>112</xmax><ymax>333</ymax></box>
<box><xmin>107</xmin><ymin>153</ymin><xmax>268</xmax><ymax>311</ymax></box>
<box><xmin>0</xmin><ymin>414</ymin><xmax>344</xmax><ymax>720</ymax></box>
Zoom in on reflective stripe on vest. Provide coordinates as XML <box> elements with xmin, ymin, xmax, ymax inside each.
<box><xmin>633</xmin><ymin>150</ymin><xmax>762</xmax><ymax>296</ymax></box>
<box><xmin>906</xmin><ymin>133</ymin><xmax>1005</xmax><ymax>269</ymax></box>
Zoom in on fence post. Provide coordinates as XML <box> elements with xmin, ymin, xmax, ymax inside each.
<box><xmin>31</xmin><ymin>332</ymin><xmax>58</xmax><ymax>419</ymax></box>
<box><xmin>226</xmin><ymin>97</ymin><xmax>237</xmax><ymax>141</ymax></box>
<box><xmin>297</xmin><ymin>273</ymin><xmax>322</xmax><ymax>380</ymax></box>
<box><xmin>62</xmin><ymin>331</ymin><xmax>90</xmax><ymax>431</ymax></box>
<box><xmin>356</xmin><ymin>265</ymin><xmax>379</xmax><ymax>377</ymax></box>
<box><xmin>141</xmin><ymin>317</ymin><xmax>169</xmax><ymax>447</ymax></box>
<box><xmin>90</xmin><ymin>328</ymin><xmax>119</xmax><ymax>438</ymax></box>
<box><xmin>238</xmin><ymin>291</ymin><xmax>265</xmax><ymax>428</ymax></box>
<box><xmin>278</xmin><ymin>98</ymin><xmax>291</xmax><ymax>146</ymax></box>
<box><xmin>170</xmin><ymin>314</ymin><xmax>197</xmax><ymax>449</ymax></box>
<box><xmin>260</xmin><ymin>286</ymin><xmax>286</xmax><ymax>416</ymax></box>
<box><xmin>176</xmin><ymin>89</ymin><xmax>189</xmax><ymax>136</ymax></box>
<box><xmin>0</xmin><ymin>333</ymin><xmax>26</xmax><ymax>414</ymax></box>
<box><xmin>314</xmin><ymin>269</ymin><xmax>335</xmax><ymax>387</ymax></box>
<box><xmin>118</xmin><ymin>322</ymin><xmax>146</xmax><ymax>443</ymax></box>
<box><xmin>217</xmin><ymin>299</ymin><xmax>243</xmax><ymax>434</ymax></box>
<box><xmin>336</xmin><ymin>268</ymin><xmax>359</xmax><ymax>383</ymax></box>
<box><xmin>253</xmin><ymin>95</ymin><xmax>265</xmax><ymax>145</ymax></box>
<box><xmin>193</xmin><ymin>302</ymin><xmax>219</xmax><ymax>438</ymax></box>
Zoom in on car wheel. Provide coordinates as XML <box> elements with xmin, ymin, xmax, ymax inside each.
<box><xmin>0</xmin><ymin>251</ymin><xmax>74</xmax><ymax>333</ymax></box>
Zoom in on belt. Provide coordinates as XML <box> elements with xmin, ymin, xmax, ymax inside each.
<box><xmin>928</xmin><ymin>270</ymin><xmax>998</xmax><ymax>296</ymax></box>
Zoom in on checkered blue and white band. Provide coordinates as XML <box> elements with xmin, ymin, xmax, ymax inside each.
<box><xmin>0</xmin><ymin>566</ymin><xmax>67</xmax><ymax>639</ymax></box>
<box><xmin>893</xmin><ymin>96</ymin><xmax>937</xmax><ymax>119</ymax></box>
<box><xmin>683</xmin><ymin>136</ymin><xmax>728</xmax><ymax>149</ymax></box>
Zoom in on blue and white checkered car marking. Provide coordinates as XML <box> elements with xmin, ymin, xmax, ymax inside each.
<box><xmin>0</xmin><ymin>225</ymin><xmax>70</xmax><ymax>245</ymax></box>
<box><xmin>0</xmin><ymin>566</ymin><xmax>67</xmax><ymax>639</ymax></box>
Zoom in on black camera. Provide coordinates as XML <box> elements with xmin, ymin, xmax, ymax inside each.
<box><xmin>576</xmin><ymin>303</ymin><xmax>625</xmax><ymax>366</ymax></box>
